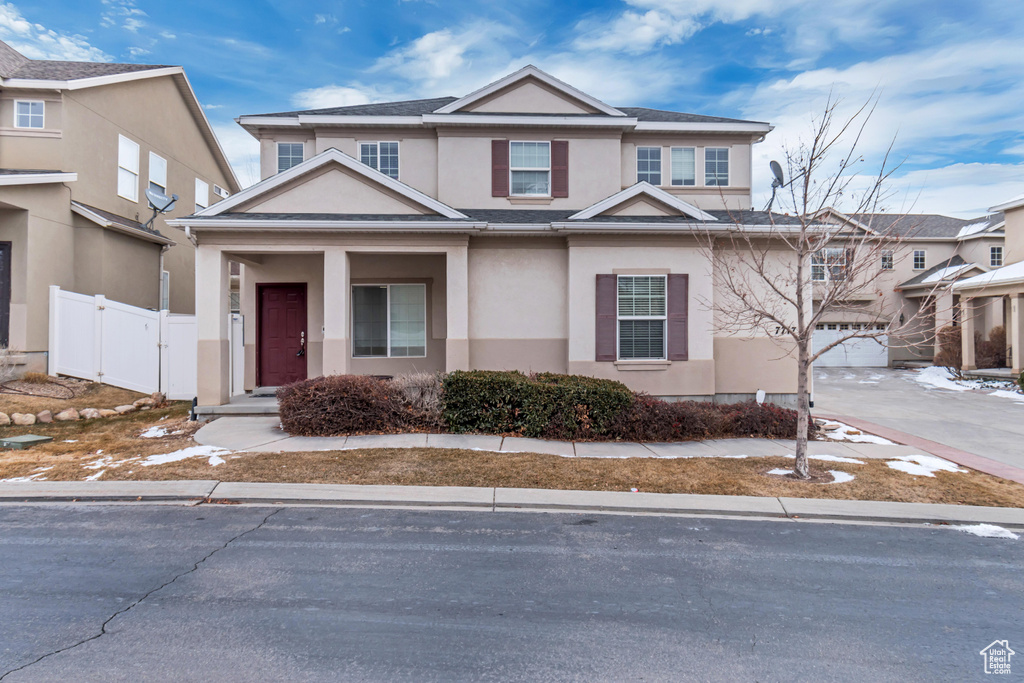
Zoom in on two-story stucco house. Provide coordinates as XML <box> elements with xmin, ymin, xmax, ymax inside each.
<box><xmin>172</xmin><ymin>65</ymin><xmax>814</xmax><ymax>409</ymax></box>
<box><xmin>0</xmin><ymin>40</ymin><xmax>239</xmax><ymax>373</ymax></box>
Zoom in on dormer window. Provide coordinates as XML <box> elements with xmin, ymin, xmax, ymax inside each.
<box><xmin>15</xmin><ymin>101</ymin><xmax>44</xmax><ymax>129</ymax></box>
<box><xmin>360</xmin><ymin>142</ymin><xmax>399</xmax><ymax>180</ymax></box>
<box><xmin>510</xmin><ymin>141</ymin><xmax>550</xmax><ymax>196</ymax></box>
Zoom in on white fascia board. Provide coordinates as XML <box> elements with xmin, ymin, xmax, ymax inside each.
<box><xmin>71</xmin><ymin>202</ymin><xmax>175</xmax><ymax>245</ymax></box>
<box><xmin>568</xmin><ymin>182</ymin><xmax>717</xmax><ymax>222</ymax></box>
<box><xmin>551</xmin><ymin>222</ymin><xmax>807</xmax><ymax>235</ymax></box>
<box><xmin>990</xmin><ymin>195</ymin><xmax>1024</xmax><ymax>212</ymax></box>
<box><xmin>422</xmin><ymin>114</ymin><xmax>637</xmax><ymax>127</ymax></box>
<box><xmin>168</xmin><ymin>218</ymin><xmax>484</xmax><ymax>232</ymax></box>
<box><xmin>192</xmin><ymin>147</ymin><xmax>467</xmax><ymax>220</ymax></box>
<box><xmin>1</xmin><ymin>66</ymin><xmax>183</xmax><ymax>92</ymax></box>
<box><xmin>0</xmin><ymin>172</ymin><xmax>77</xmax><ymax>186</ymax></box>
<box><xmin>433</xmin><ymin>65</ymin><xmax>626</xmax><ymax>117</ymax></box>
<box><xmin>633</xmin><ymin>121</ymin><xmax>773</xmax><ymax>134</ymax></box>
<box><xmin>297</xmin><ymin>115</ymin><xmax>424</xmax><ymax>126</ymax></box>
<box><xmin>236</xmin><ymin>116</ymin><xmax>303</xmax><ymax>127</ymax></box>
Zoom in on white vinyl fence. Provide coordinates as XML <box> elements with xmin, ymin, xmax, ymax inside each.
<box><xmin>48</xmin><ymin>286</ymin><xmax>243</xmax><ymax>400</ymax></box>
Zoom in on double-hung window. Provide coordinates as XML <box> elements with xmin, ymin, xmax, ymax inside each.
<box><xmin>991</xmin><ymin>246</ymin><xmax>1003</xmax><ymax>268</ymax></box>
<box><xmin>360</xmin><ymin>141</ymin><xmax>399</xmax><ymax>179</ymax></box>
<box><xmin>670</xmin><ymin>147</ymin><xmax>695</xmax><ymax>186</ymax></box>
<box><xmin>636</xmin><ymin>147</ymin><xmax>662</xmax><ymax>185</ymax></box>
<box><xmin>881</xmin><ymin>249</ymin><xmax>894</xmax><ymax>270</ymax></box>
<box><xmin>277</xmin><ymin>143</ymin><xmax>304</xmax><ymax>173</ymax></box>
<box><xmin>913</xmin><ymin>250</ymin><xmax>926</xmax><ymax>270</ymax></box>
<box><xmin>15</xmin><ymin>100</ymin><xmax>44</xmax><ymax>129</ymax></box>
<box><xmin>812</xmin><ymin>248</ymin><xmax>847</xmax><ymax>281</ymax></box>
<box><xmin>705</xmin><ymin>147</ymin><xmax>729</xmax><ymax>186</ymax></box>
<box><xmin>195</xmin><ymin>178</ymin><xmax>209</xmax><ymax>213</ymax></box>
<box><xmin>509</xmin><ymin>141</ymin><xmax>550</xmax><ymax>196</ymax></box>
<box><xmin>117</xmin><ymin>135</ymin><xmax>140</xmax><ymax>201</ymax></box>
<box><xmin>148</xmin><ymin>152</ymin><xmax>167</xmax><ymax>195</ymax></box>
<box><xmin>617</xmin><ymin>275</ymin><xmax>666</xmax><ymax>360</ymax></box>
<box><xmin>352</xmin><ymin>284</ymin><xmax>426</xmax><ymax>358</ymax></box>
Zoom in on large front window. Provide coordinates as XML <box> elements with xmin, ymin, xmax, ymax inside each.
<box><xmin>618</xmin><ymin>275</ymin><xmax>666</xmax><ymax>360</ymax></box>
<box><xmin>510</xmin><ymin>141</ymin><xmax>550</xmax><ymax>196</ymax></box>
<box><xmin>352</xmin><ymin>284</ymin><xmax>426</xmax><ymax>358</ymax></box>
<box><xmin>360</xmin><ymin>141</ymin><xmax>399</xmax><ymax>179</ymax></box>
<box><xmin>812</xmin><ymin>248</ymin><xmax>847</xmax><ymax>281</ymax></box>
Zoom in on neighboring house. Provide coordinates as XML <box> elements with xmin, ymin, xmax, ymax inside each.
<box><xmin>171</xmin><ymin>65</ymin><xmax>812</xmax><ymax>408</ymax></box>
<box><xmin>812</xmin><ymin>209</ymin><xmax>1005</xmax><ymax>367</ymax></box>
<box><xmin>0</xmin><ymin>40</ymin><xmax>239</xmax><ymax>373</ymax></box>
<box><xmin>954</xmin><ymin>193</ymin><xmax>1024</xmax><ymax>374</ymax></box>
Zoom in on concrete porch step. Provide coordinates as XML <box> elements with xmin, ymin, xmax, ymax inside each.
<box><xmin>963</xmin><ymin>368</ymin><xmax>1019</xmax><ymax>381</ymax></box>
<box><xmin>195</xmin><ymin>394</ymin><xmax>279</xmax><ymax>418</ymax></box>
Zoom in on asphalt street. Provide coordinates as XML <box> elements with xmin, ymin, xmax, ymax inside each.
<box><xmin>0</xmin><ymin>504</ymin><xmax>1021</xmax><ymax>682</ymax></box>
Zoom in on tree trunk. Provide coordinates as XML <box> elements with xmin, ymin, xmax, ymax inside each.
<box><xmin>794</xmin><ymin>344</ymin><xmax>811</xmax><ymax>479</ymax></box>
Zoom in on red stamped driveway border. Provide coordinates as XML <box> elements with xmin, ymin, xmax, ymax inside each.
<box><xmin>817</xmin><ymin>413</ymin><xmax>1024</xmax><ymax>486</ymax></box>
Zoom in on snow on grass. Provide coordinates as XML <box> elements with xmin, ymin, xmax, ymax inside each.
<box><xmin>767</xmin><ymin>468</ymin><xmax>792</xmax><ymax>476</ymax></box>
<box><xmin>886</xmin><ymin>454</ymin><xmax>967</xmax><ymax>477</ymax></box>
<box><xmin>949</xmin><ymin>524</ymin><xmax>1019</xmax><ymax>540</ymax></box>
<box><xmin>829</xmin><ymin>470</ymin><xmax>855</xmax><ymax>484</ymax></box>
<box><xmin>139</xmin><ymin>426</ymin><xmax>170</xmax><ymax>438</ymax></box>
<box><xmin>782</xmin><ymin>453</ymin><xmax>865</xmax><ymax>464</ymax></box>
<box><xmin>818</xmin><ymin>420</ymin><xmax>894</xmax><ymax>445</ymax></box>
<box><xmin>141</xmin><ymin>445</ymin><xmax>231</xmax><ymax>467</ymax></box>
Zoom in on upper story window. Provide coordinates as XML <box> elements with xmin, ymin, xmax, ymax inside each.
<box><xmin>277</xmin><ymin>143</ymin><xmax>304</xmax><ymax>173</ymax></box>
<box><xmin>812</xmin><ymin>248</ymin><xmax>847</xmax><ymax>281</ymax></box>
<box><xmin>117</xmin><ymin>135</ymin><xmax>140</xmax><ymax>202</ymax></box>
<box><xmin>360</xmin><ymin>142</ymin><xmax>399</xmax><ymax>180</ymax></box>
<box><xmin>510</xmin><ymin>141</ymin><xmax>550</xmax><ymax>196</ymax></box>
<box><xmin>15</xmin><ymin>100</ymin><xmax>44</xmax><ymax>129</ymax></box>
<box><xmin>705</xmin><ymin>147</ymin><xmax>729</xmax><ymax>186</ymax></box>
<box><xmin>148</xmin><ymin>152</ymin><xmax>167</xmax><ymax>194</ymax></box>
<box><xmin>195</xmin><ymin>178</ymin><xmax>209</xmax><ymax>213</ymax></box>
<box><xmin>618</xmin><ymin>275</ymin><xmax>667</xmax><ymax>360</ymax></box>
<box><xmin>670</xmin><ymin>147</ymin><xmax>695</xmax><ymax>186</ymax></box>
<box><xmin>991</xmin><ymin>245</ymin><xmax>1003</xmax><ymax>268</ymax></box>
<box><xmin>636</xmin><ymin>147</ymin><xmax>661</xmax><ymax>185</ymax></box>
<box><xmin>881</xmin><ymin>250</ymin><xmax>894</xmax><ymax>270</ymax></box>
<box><xmin>913</xmin><ymin>250</ymin><xmax>926</xmax><ymax>270</ymax></box>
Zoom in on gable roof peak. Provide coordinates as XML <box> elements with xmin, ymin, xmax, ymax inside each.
<box><xmin>569</xmin><ymin>182</ymin><xmax>717</xmax><ymax>222</ymax></box>
<box><xmin>0</xmin><ymin>39</ymin><xmax>29</xmax><ymax>78</ymax></box>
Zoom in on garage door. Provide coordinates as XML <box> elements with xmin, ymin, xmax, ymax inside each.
<box><xmin>813</xmin><ymin>323</ymin><xmax>889</xmax><ymax>367</ymax></box>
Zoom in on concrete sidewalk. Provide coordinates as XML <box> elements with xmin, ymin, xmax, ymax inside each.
<box><xmin>1</xmin><ymin>480</ymin><xmax>1022</xmax><ymax>528</ymax></box>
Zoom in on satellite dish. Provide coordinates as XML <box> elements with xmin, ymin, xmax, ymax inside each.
<box><xmin>146</xmin><ymin>187</ymin><xmax>178</xmax><ymax>213</ymax></box>
<box><xmin>770</xmin><ymin>160</ymin><xmax>785</xmax><ymax>187</ymax></box>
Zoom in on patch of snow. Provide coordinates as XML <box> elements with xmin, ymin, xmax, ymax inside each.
<box><xmin>84</xmin><ymin>470</ymin><xmax>105</xmax><ymax>481</ymax></box>
<box><xmin>767</xmin><ymin>468</ymin><xmax>792</xmax><ymax>476</ymax></box>
<box><xmin>829</xmin><ymin>470</ymin><xmax>855</xmax><ymax>484</ymax></box>
<box><xmin>141</xmin><ymin>445</ymin><xmax>231</xmax><ymax>467</ymax></box>
<box><xmin>63</xmin><ymin>440</ymin><xmax>78</xmax><ymax>443</ymax></box>
<box><xmin>914</xmin><ymin>366</ymin><xmax>971</xmax><ymax>392</ymax></box>
<box><xmin>83</xmin><ymin>455</ymin><xmax>137</xmax><ymax>471</ymax></box>
<box><xmin>786</xmin><ymin>453</ymin><xmax>866</xmax><ymax>464</ymax></box>
<box><xmin>207</xmin><ymin>454</ymin><xmax>226</xmax><ymax>466</ymax></box>
<box><xmin>886</xmin><ymin>454</ymin><xmax>967</xmax><ymax>477</ymax></box>
<box><xmin>0</xmin><ymin>473</ymin><xmax>49</xmax><ymax>482</ymax></box>
<box><xmin>922</xmin><ymin>264</ymin><xmax>973</xmax><ymax>284</ymax></box>
<box><xmin>139</xmin><ymin>426</ymin><xmax>170</xmax><ymax>438</ymax></box>
<box><xmin>954</xmin><ymin>260</ymin><xmax>1024</xmax><ymax>289</ymax></box>
<box><xmin>817</xmin><ymin>420</ymin><xmax>894</xmax><ymax>445</ymax></box>
<box><xmin>949</xmin><ymin>524</ymin><xmax>1019</xmax><ymax>540</ymax></box>
<box><xmin>956</xmin><ymin>221</ymin><xmax>992</xmax><ymax>239</ymax></box>
<box><xmin>989</xmin><ymin>389</ymin><xmax>1024</xmax><ymax>403</ymax></box>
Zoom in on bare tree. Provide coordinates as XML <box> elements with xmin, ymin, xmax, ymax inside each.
<box><xmin>700</xmin><ymin>97</ymin><xmax>946</xmax><ymax>479</ymax></box>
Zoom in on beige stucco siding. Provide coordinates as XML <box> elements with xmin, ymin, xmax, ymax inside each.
<box><xmin>239</xmin><ymin>165</ymin><xmax>429</xmax><ymax>215</ymax></box>
<box><xmin>463</xmin><ymin>79</ymin><xmax>600</xmax><ymax>115</ymax></box>
<box><xmin>1002</xmin><ymin>207</ymin><xmax>1024</xmax><ymax>265</ymax></box>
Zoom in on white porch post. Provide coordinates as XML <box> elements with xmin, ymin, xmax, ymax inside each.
<box><xmin>960</xmin><ymin>297</ymin><xmax>977</xmax><ymax>372</ymax></box>
<box><xmin>445</xmin><ymin>245</ymin><xmax>470</xmax><ymax>371</ymax></box>
<box><xmin>1011</xmin><ymin>294</ymin><xmax>1024</xmax><ymax>375</ymax></box>
<box><xmin>196</xmin><ymin>245</ymin><xmax>231</xmax><ymax>405</ymax></box>
<box><xmin>933</xmin><ymin>288</ymin><xmax>954</xmax><ymax>360</ymax></box>
<box><xmin>323</xmin><ymin>247</ymin><xmax>350</xmax><ymax>376</ymax></box>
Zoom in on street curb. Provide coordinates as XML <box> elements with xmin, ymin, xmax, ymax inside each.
<box><xmin>1</xmin><ymin>481</ymin><xmax>1023</xmax><ymax>528</ymax></box>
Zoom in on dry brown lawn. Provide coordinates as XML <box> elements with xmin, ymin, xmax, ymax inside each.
<box><xmin>0</xmin><ymin>381</ymin><xmax>146</xmax><ymax>415</ymax></box>
<box><xmin>1</xmin><ymin>405</ymin><xmax>1023</xmax><ymax>508</ymax></box>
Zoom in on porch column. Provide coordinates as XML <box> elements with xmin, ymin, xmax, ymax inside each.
<box><xmin>1011</xmin><ymin>294</ymin><xmax>1024</xmax><ymax>374</ymax></box>
<box><xmin>196</xmin><ymin>245</ymin><xmax>231</xmax><ymax>405</ymax></box>
<box><xmin>933</xmin><ymin>288</ymin><xmax>954</xmax><ymax>359</ymax></box>
<box><xmin>960</xmin><ymin>297</ymin><xmax>977</xmax><ymax>372</ymax></box>
<box><xmin>322</xmin><ymin>247</ymin><xmax>350</xmax><ymax>376</ymax></box>
<box><xmin>445</xmin><ymin>245</ymin><xmax>470</xmax><ymax>371</ymax></box>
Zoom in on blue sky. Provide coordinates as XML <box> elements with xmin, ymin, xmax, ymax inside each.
<box><xmin>3</xmin><ymin>0</ymin><xmax>1023</xmax><ymax>216</ymax></box>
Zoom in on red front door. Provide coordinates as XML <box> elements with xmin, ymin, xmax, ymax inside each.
<box><xmin>258</xmin><ymin>284</ymin><xmax>307</xmax><ymax>387</ymax></box>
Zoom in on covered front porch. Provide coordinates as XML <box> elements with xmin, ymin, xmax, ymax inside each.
<box><xmin>954</xmin><ymin>278</ymin><xmax>1024</xmax><ymax>374</ymax></box>
<box><xmin>195</xmin><ymin>241</ymin><xmax>470</xmax><ymax>406</ymax></box>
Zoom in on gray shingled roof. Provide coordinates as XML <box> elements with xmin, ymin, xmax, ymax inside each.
<box><xmin>0</xmin><ymin>168</ymin><xmax>66</xmax><ymax>175</ymax></box>
<box><xmin>0</xmin><ymin>40</ymin><xmax>29</xmax><ymax>78</ymax></box>
<box><xmin>0</xmin><ymin>39</ymin><xmax>171</xmax><ymax>81</ymax></box>
<box><xmin>849</xmin><ymin>213</ymin><xmax>993</xmax><ymax>239</ymax></box>
<box><xmin>73</xmin><ymin>201</ymin><xmax>167</xmax><ymax>239</ymax></box>
<box><xmin>617</xmin><ymin>107</ymin><xmax>768</xmax><ymax>125</ymax></box>
<box><xmin>897</xmin><ymin>255</ymin><xmax>971</xmax><ymax>289</ymax></box>
<box><xmin>214</xmin><ymin>212</ymin><xmax>457</xmax><ymax>222</ymax></box>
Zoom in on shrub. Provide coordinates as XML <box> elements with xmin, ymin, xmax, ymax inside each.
<box><xmin>278</xmin><ymin>375</ymin><xmax>426</xmax><ymax>437</ymax></box>
<box><xmin>976</xmin><ymin>325</ymin><xmax>1006</xmax><ymax>369</ymax></box>
<box><xmin>389</xmin><ymin>372</ymin><xmax>444</xmax><ymax>428</ymax></box>
<box><xmin>607</xmin><ymin>395</ymin><xmax>809</xmax><ymax>441</ymax></box>
<box><xmin>934</xmin><ymin>325</ymin><xmax>962</xmax><ymax>376</ymax></box>
<box><xmin>20</xmin><ymin>371</ymin><xmax>50</xmax><ymax>385</ymax></box>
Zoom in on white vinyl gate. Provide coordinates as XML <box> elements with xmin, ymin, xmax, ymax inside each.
<box><xmin>48</xmin><ymin>286</ymin><xmax>243</xmax><ymax>400</ymax></box>
<box><xmin>813</xmin><ymin>324</ymin><xmax>889</xmax><ymax>367</ymax></box>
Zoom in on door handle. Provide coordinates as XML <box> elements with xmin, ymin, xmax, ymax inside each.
<box><xmin>297</xmin><ymin>330</ymin><xmax>305</xmax><ymax>357</ymax></box>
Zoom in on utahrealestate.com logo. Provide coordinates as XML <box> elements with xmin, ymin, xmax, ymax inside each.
<box><xmin>980</xmin><ymin>640</ymin><xmax>1014</xmax><ymax>675</ymax></box>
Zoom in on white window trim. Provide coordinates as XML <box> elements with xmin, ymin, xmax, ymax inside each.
<box><xmin>117</xmin><ymin>134</ymin><xmax>140</xmax><ymax>202</ymax></box>
<box><xmin>276</xmin><ymin>142</ymin><xmax>305</xmax><ymax>173</ymax></box>
<box><xmin>351</xmin><ymin>283</ymin><xmax>428</xmax><ymax>359</ymax></box>
<box><xmin>508</xmin><ymin>140</ymin><xmax>551</xmax><ymax>197</ymax></box>
<box><xmin>881</xmin><ymin>249</ymin><xmax>894</xmax><ymax>270</ymax></box>
<box><xmin>359</xmin><ymin>140</ymin><xmax>401</xmax><ymax>180</ymax></box>
<box><xmin>991</xmin><ymin>245</ymin><xmax>1003</xmax><ymax>268</ymax></box>
<box><xmin>148</xmin><ymin>152</ymin><xmax>167</xmax><ymax>193</ymax></box>
<box><xmin>14</xmin><ymin>100</ymin><xmax>45</xmax><ymax>129</ymax></box>
<box><xmin>812</xmin><ymin>248</ymin><xmax>847</xmax><ymax>282</ymax></box>
<box><xmin>912</xmin><ymin>249</ymin><xmax>927</xmax><ymax>271</ymax></box>
<box><xmin>705</xmin><ymin>147</ymin><xmax>730</xmax><ymax>187</ymax></box>
<box><xmin>636</xmin><ymin>146</ymin><xmax>663</xmax><ymax>186</ymax></box>
<box><xmin>669</xmin><ymin>146</ymin><xmax>695</xmax><ymax>187</ymax></box>
<box><xmin>616</xmin><ymin>274</ymin><xmax>667</xmax><ymax>361</ymax></box>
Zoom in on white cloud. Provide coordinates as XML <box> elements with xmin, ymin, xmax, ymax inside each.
<box><xmin>314</xmin><ymin>13</ymin><xmax>336</xmax><ymax>25</ymax></box>
<box><xmin>127</xmin><ymin>46</ymin><xmax>149</xmax><ymax>58</ymax></box>
<box><xmin>0</xmin><ymin>2</ymin><xmax>111</xmax><ymax>61</ymax></box>
<box><xmin>100</xmin><ymin>0</ymin><xmax>147</xmax><ymax>34</ymax></box>
<box><xmin>159</xmin><ymin>30</ymin><xmax>176</xmax><ymax>39</ymax></box>
<box><xmin>291</xmin><ymin>83</ymin><xmax>401</xmax><ymax>110</ymax></box>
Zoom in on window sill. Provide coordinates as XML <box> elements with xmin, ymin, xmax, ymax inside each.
<box><xmin>508</xmin><ymin>197</ymin><xmax>553</xmax><ymax>205</ymax></box>
<box><xmin>614</xmin><ymin>360</ymin><xmax>671</xmax><ymax>371</ymax></box>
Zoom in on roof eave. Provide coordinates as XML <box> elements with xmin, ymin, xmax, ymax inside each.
<box><xmin>0</xmin><ymin>171</ymin><xmax>77</xmax><ymax>186</ymax></box>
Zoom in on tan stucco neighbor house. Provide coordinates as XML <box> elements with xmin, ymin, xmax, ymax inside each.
<box><xmin>0</xmin><ymin>40</ymin><xmax>239</xmax><ymax>373</ymax></box>
<box><xmin>173</xmin><ymin>65</ymin><xmax>819</xmax><ymax>408</ymax></box>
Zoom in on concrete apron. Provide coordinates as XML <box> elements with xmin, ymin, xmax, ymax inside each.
<box><xmin>1</xmin><ymin>481</ymin><xmax>1023</xmax><ymax>529</ymax></box>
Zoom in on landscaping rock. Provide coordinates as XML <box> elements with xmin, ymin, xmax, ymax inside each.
<box><xmin>150</xmin><ymin>392</ymin><xmax>166</xmax><ymax>405</ymax></box>
<box><xmin>54</xmin><ymin>408</ymin><xmax>80</xmax><ymax>422</ymax></box>
<box><xmin>0</xmin><ymin>412</ymin><xmax>9</xmax><ymax>426</ymax></box>
<box><xmin>12</xmin><ymin>413</ymin><xmax>36</xmax><ymax>426</ymax></box>
<box><xmin>98</xmin><ymin>409</ymin><xmax>118</xmax><ymax>418</ymax></box>
<box><xmin>79</xmin><ymin>408</ymin><xmax>102</xmax><ymax>420</ymax></box>
<box><xmin>133</xmin><ymin>397</ymin><xmax>156</xmax><ymax>408</ymax></box>
<box><xmin>36</xmin><ymin>410</ymin><xmax>53</xmax><ymax>423</ymax></box>
<box><xmin>114</xmin><ymin>405</ymin><xmax>136</xmax><ymax>414</ymax></box>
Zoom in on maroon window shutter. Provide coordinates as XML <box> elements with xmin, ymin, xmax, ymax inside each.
<box><xmin>491</xmin><ymin>140</ymin><xmax>509</xmax><ymax>197</ymax></box>
<box><xmin>667</xmin><ymin>274</ymin><xmax>689</xmax><ymax>361</ymax></box>
<box><xmin>551</xmin><ymin>140</ymin><xmax>569</xmax><ymax>198</ymax></box>
<box><xmin>595</xmin><ymin>274</ymin><xmax>617</xmax><ymax>361</ymax></box>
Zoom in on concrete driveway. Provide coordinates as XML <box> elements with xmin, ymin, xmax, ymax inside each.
<box><xmin>813</xmin><ymin>367</ymin><xmax>1024</xmax><ymax>469</ymax></box>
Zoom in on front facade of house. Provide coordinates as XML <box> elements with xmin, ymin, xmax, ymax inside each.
<box><xmin>0</xmin><ymin>40</ymin><xmax>239</xmax><ymax>372</ymax></box>
<box><xmin>175</xmin><ymin>66</ymin><xmax>807</xmax><ymax>407</ymax></box>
